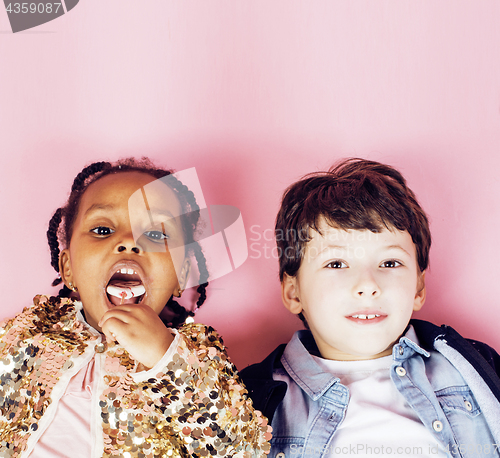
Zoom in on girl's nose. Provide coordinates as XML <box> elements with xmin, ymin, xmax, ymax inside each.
<box><xmin>117</xmin><ymin>245</ymin><xmax>140</xmax><ymax>254</ymax></box>
<box><xmin>114</xmin><ymin>233</ymin><xmax>143</xmax><ymax>254</ymax></box>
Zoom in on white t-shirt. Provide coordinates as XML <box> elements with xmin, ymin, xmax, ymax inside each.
<box><xmin>312</xmin><ymin>329</ymin><xmax>447</xmax><ymax>458</ymax></box>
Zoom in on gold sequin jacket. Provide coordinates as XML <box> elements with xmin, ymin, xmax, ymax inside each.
<box><xmin>0</xmin><ymin>296</ymin><xmax>271</xmax><ymax>458</ymax></box>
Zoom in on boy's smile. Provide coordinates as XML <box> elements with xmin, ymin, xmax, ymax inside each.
<box><xmin>282</xmin><ymin>220</ymin><xmax>426</xmax><ymax>361</ymax></box>
<box><xmin>59</xmin><ymin>172</ymin><xmax>190</xmax><ymax>331</ymax></box>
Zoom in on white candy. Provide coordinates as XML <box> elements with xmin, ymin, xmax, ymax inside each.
<box><xmin>107</xmin><ymin>284</ymin><xmax>146</xmax><ymax>299</ymax></box>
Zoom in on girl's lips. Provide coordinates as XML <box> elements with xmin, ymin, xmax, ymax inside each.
<box><xmin>104</xmin><ymin>260</ymin><xmax>148</xmax><ymax>307</ymax></box>
<box><xmin>105</xmin><ymin>260</ymin><xmax>147</xmax><ymax>284</ymax></box>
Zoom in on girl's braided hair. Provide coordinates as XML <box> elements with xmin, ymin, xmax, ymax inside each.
<box><xmin>47</xmin><ymin>158</ymin><xmax>209</xmax><ymax>328</ymax></box>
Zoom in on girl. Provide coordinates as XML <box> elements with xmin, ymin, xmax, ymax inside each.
<box><xmin>0</xmin><ymin>159</ymin><xmax>271</xmax><ymax>458</ymax></box>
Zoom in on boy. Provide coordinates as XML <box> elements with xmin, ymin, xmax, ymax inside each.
<box><xmin>241</xmin><ymin>159</ymin><xmax>500</xmax><ymax>457</ymax></box>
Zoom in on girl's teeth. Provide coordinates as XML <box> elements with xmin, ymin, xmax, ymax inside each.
<box><xmin>118</xmin><ymin>268</ymin><xmax>137</xmax><ymax>275</ymax></box>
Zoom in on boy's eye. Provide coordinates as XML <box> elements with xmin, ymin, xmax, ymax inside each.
<box><xmin>380</xmin><ymin>260</ymin><xmax>402</xmax><ymax>268</ymax></box>
<box><xmin>91</xmin><ymin>226</ymin><xmax>114</xmax><ymax>236</ymax></box>
<box><xmin>326</xmin><ymin>260</ymin><xmax>347</xmax><ymax>269</ymax></box>
<box><xmin>144</xmin><ymin>230</ymin><xmax>169</xmax><ymax>241</ymax></box>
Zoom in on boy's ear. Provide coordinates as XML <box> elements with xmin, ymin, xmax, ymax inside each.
<box><xmin>413</xmin><ymin>270</ymin><xmax>426</xmax><ymax>312</ymax></box>
<box><xmin>59</xmin><ymin>249</ymin><xmax>73</xmax><ymax>288</ymax></box>
<box><xmin>281</xmin><ymin>273</ymin><xmax>303</xmax><ymax>315</ymax></box>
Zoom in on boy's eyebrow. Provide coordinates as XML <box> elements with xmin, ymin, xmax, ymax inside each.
<box><xmin>318</xmin><ymin>243</ymin><xmax>412</xmax><ymax>256</ymax></box>
<box><xmin>385</xmin><ymin>244</ymin><xmax>412</xmax><ymax>256</ymax></box>
<box><xmin>318</xmin><ymin>243</ymin><xmax>349</xmax><ymax>254</ymax></box>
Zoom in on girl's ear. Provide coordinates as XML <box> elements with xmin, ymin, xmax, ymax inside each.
<box><xmin>413</xmin><ymin>270</ymin><xmax>426</xmax><ymax>312</ymax></box>
<box><xmin>178</xmin><ymin>258</ymin><xmax>191</xmax><ymax>291</ymax></box>
<box><xmin>281</xmin><ymin>273</ymin><xmax>303</xmax><ymax>315</ymax></box>
<box><xmin>59</xmin><ymin>249</ymin><xmax>74</xmax><ymax>288</ymax></box>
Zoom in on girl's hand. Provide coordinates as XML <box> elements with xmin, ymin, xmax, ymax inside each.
<box><xmin>98</xmin><ymin>304</ymin><xmax>174</xmax><ymax>369</ymax></box>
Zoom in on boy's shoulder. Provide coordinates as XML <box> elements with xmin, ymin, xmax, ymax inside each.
<box><xmin>240</xmin><ymin>319</ymin><xmax>500</xmax><ymax>420</ymax></box>
<box><xmin>411</xmin><ymin>319</ymin><xmax>500</xmax><ymax>391</ymax></box>
<box><xmin>239</xmin><ymin>342</ymin><xmax>288</xmax><ymax>423</ymax></box>
<box><xmin>242</xmin><ymin>319</ymin><xmax>500</xmax><ymax>376</ymax></box>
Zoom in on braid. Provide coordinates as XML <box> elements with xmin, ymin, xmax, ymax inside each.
<box><xmin>63</xmin><ymin>161</ymin><xmax>112</xmax><ymax>244</ymax></box>
<box><xmin>193</xmin><ymin>244</ymin><xmax>209</xmax><ymax>308</ymax></box>
<box><xmin>159</xmin><ymin>173</ymin><xmax>211</xmax><ymax>327</ymax></box>
<box><xmin>48</xmin><ymin>161</ymin><xmax>112</xmax><ymax>287</ymax></box>
<box><xmin>163</xmin><ymin>243</ymin><xmax>209</xmax><ymax>328</ymax></box>
<box><xmin>166</xmin><ymin>298</ymin><xmax>194</xmax><ymax>328</ymax></box>
<box><xmin>58</xmin><ymin>284</ymin><xmax>72</xmax><ymax>298</ymax></box>
<box><xmin>71</xmin><ymin>161</ymin><xmax>110</xmax><ymax>192</ymax></box>
<box><xmin>164</xmin><ymin>174</ymin><xmax>200</xmax><ymax>233</ymax></box>
<box><xmin>47</xmin><ymin>207</ymin><xmax>63</xmax><ymax>283</ymax></box>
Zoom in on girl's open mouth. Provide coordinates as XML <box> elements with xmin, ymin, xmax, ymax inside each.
<box><xmin>106</xmin><ymin>268</ymin><xmax>146</xmax><ymax>306</ymax></box>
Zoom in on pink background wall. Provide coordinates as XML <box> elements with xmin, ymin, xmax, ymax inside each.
<box><xmin>1</xmin><ymin>1</ymin><xmax>500</xmax><ymax>369</ymax></box>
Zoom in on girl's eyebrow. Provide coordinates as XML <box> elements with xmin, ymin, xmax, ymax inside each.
<box><xmin>146</xmin><ymin>208</ymin><xmax>176</xmax><ymax>219</ymax></box>
<box><xmin>147</xmin><ymin>211</ymin><xmax>183</xmax><ymax>231</ymax></box>
<box><xmin>84</xmin><ymin>203</ymin><xmax>180</xmax><ymax>229</ymax></box>
<box><xmin>84</xmin><ymin>203</ymin><xmax>115</xmax><ymax>216</ymax></box>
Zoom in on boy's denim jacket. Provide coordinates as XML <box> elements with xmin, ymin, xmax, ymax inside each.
<box><xmin>240</xmin><ymin>319</ymin><xmax>500</xmax><ymax>458</ymax></box>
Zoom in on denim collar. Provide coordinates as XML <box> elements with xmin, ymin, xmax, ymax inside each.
<box><xmin>281</xmin><ymin>326</ymin><xmax>430</xmax><ymax>401</ymax></box>
<box><xmin>394</xmin><ymin>326</ymin><xmax>431</xmax><ymax>361</ymax></box>
<box><xmin>281</xmin><ymin>330</ymin><xmax>341</xmax><ymax>401</ymax></box>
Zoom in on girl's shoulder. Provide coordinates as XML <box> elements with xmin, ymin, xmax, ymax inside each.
<box><xmin>174</xmin><ymin>322</ymin><xmax>238</xmax><ymax>375</ymax></box>
<box><xmin>177</xmin><ymin>322</ymin><xmax>226</xmax><ymax>349</ymax></box>
<box><xmin>0</xmin><ymin>295</ymin><xmax>96</xmax><ymax>348</ymax></box>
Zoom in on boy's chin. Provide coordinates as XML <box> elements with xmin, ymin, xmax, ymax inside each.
<box><xmin>327</xmin><ymin>343</ymin><xmax>395</xmax><ymax>361</ymax></box>
<box><xmin>349</xmin><ymin>350</ymin><xmax>392</xmax><ymax>361</ymax></box>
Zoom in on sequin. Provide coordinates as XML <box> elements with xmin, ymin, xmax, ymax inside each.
<box><xmin>0</xmin><ymin>296</ymin><xmax>271</xmax><ymax>457</ymax></box>
<box><xmin>96</xmin><ymin>343</ymin><xmax>107</xmax><ymax>353</ymax></box>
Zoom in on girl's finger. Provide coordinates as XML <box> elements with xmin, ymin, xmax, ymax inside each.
<box><xmin>101</xmin><ymin>316</ymin><xmax>132</xmax><ymax>340</ymax></box>
<box><xmin>101</xmin><ymin>327</ymin><xmax>116</xmax><ymax>344</ymax></box>
<box><xmin>99</xmin><ymin>309</ymin><xmax>135</xmax><ymax>328</ymax></box>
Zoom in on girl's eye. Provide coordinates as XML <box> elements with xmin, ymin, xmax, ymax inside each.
<box><xmin>381</xmin><ymin>260</ymin><xmax>402</xmax><ymax>268</ymax></box>
<box><xmin>144</xmin><ymin>230</ymin><xmax>169</xmax><ymax>241</ymax></box>
<box><xmin>91</xmin><ymin>226</ymin><xmax>114</xmax><ymax>236</ymax></box>
<box><xmin>326</xmin><ymin>260</ymin><xmax>347</xmax><ymax>269</ymax></box>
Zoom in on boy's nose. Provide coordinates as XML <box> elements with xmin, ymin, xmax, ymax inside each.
<box><xmin>357</xmin><ymin>288</ymin><xmax>380</xmax><ymax>297</ymax></box>
<box><xmin>354</xmin><ymin>273</ymin><xmax>380</xmax><ymax>297</ymax></box>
